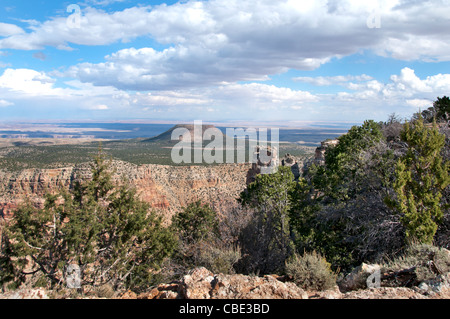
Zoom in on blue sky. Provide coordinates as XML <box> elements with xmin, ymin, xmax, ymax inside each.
<box><xmin>0</xmin><ymin>0</ymin><xmax>450</xmax><ymax>124</ymax></box>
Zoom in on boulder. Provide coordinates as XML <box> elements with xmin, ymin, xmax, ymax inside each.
<box><xmin>210</xmin><ymin>273</ymin><xmax>308</xmax><ymax>299</ymax></box>
<box><xmin>138</xmin><ymin>267</ymin><xmax>308</xmax><ymax>299</ymax></box>
<box><xmin>179</xmin><ymin>267</ymin><xmax>216</xmax><ymax>299</ymax></box>
<box><xmin>339</xmin><ymin>263</ymin><xmax>381</xmax><ymax>292</ymax></box>
<box><xmin>417</xmin><ymin>273</ymin><xmax>450</xmax><ymax>295</ymax></box>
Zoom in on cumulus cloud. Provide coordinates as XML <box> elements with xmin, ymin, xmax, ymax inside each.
<box><xmin>294</xmin><ymin>68</ymin><xmax>450</xmax><ymax>105</ymax></box>
<box><xmin>2</xmin><ymin>0</ymin><xmax>450</xmax><ymax>91</ymax></box>
<box><xmin>0</xmin><ymin>68</ymin><xmax>133</xmax><ymax>116</ymax></box>
<box><xmin>405</xmin><ymin>98</ymin><xmax>433</xmax><ymax>109</ymax></box>
<box><xmin>285</xmin><ymin>67</ymin><xmax>450</xmax><ymax>121</ymax></box>
<box><xmin>0</xmin><ymin>65</ymin><xmax>320</xmax><ymax>120</ymax></box>
<box><xmin>1</xmin><ymin>65</ymin><xmax>448</xmax><ymax>122</ymax></box>
<box><xmin>0</xmin><ymin>6</ymin><xmax>154</xmax><ymax>50</ymax></box>
<box><xmin>130</xmin><ymin>82</ymin><xmax>317</xmax><ymax>111</ymax></box>
<box><xmin>0</xmin><ymin>69</ymin><xmax>62</xmax><ymax>96</ymax></box>
<box><xmin>328</xmin><ymin>68</ymin><xmax>450</xmax><ymax>113</ymax></box>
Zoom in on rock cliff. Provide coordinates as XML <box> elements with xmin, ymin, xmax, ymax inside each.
<box><xmin>0</xmin><ymin>161</ymin><xmax>252</xmax><ymax>222</ymax></box>
<box><xmin>0</xmin><ymin>143</ymin><xmax>310</xmax><ymax>221</ymax></box>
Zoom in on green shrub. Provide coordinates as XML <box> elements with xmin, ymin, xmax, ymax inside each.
<box><xmin>172</xmin><ymin>201</ymin><xmax>219</xmax><ymax>245</ymax></box>
<box><xmin>285</xmin><ymin>251</ymin><xmax>336</xmax><ymax>291</ymax></box>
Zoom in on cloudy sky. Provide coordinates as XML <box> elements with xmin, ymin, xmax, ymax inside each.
<box><xmin>0</xmin><ymin>0</ymin><xmax>449</xmax><ymax>124</ymax></box>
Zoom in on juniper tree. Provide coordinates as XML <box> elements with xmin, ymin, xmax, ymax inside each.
<box><xmin>420</xmin><ymin>96</ymin><xmax>450</xmax><ymax>124</ymax></box>
<box><xmin>387</xmin><ymin>116</ymin><xmax>449</xmax><ymax>244</ymax></box>
<box><xmin>172</xmin><ymin>200</ymin><xmax>219</xmax><ymax>246</ymax></box>
<box><xmin>1</xmin><ymin>149</ymin><xmax>176</xmax><ymax>292</ymax></box>
<box><xmin>171</xmin><ymin>201</ymin><xmax>241</xmax><ymax>276</ymax></box>
<box><xmin>237</xmin><ymin>166</ymin><xmax>296</xmax><ymax>274</ymax></box>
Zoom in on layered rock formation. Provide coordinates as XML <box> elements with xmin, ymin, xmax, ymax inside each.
<box><xmin>0</xmin><ymin>161</ymin><xmax>252</xmax><ymax>222</ymax></box>
<box><xmin>313</xmin><ymin>139</ymin><xmax>339</xmax><ymax>165</ymax></box>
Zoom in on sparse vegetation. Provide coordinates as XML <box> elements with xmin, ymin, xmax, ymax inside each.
<box><xmin>0</xmin><ymin>136</ymin><xmax>314</xmax><ymax>171</ymax></box>
<box><xmin>382</xmin><ymin>243</ymin><xmax>450</xmax><ymax>282</ymax></box>
<box><xmin>1</xmin><ymin>97</ymin><xmax>449</xmax><ymax>298</ymax></box>
<box><xmin>285</xmin><ymin>251</ymin><xmax>337</xmax><ymax>291</ymax></box>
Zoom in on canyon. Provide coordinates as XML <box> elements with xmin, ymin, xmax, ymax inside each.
<box><xmin>0</xmin><ymin>160</ymin><xmax>255</xmax><ymax>222</ymax></box>
<box><xmin>0</xmin><ymin>141</ymin><xmax>318</xmax><ymax>223</ymax></box>
<box><xmin>0</xmin><ymin>123</ymin><xmax>314</xmax><ymax>221</ymax></box>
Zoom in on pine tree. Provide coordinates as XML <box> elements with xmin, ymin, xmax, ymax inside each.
<box><xmin>388</xmin><ymin>116</ymin><xmax>449</xmax><ymax>244</ymax></box>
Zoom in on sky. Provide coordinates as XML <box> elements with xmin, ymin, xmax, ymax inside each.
<box><xmin>0</xmin><ymin>0</ymin><xmax>449</xmax><ymax>124</ymax></box>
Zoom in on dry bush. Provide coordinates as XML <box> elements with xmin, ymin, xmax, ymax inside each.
<box><xmin>285</xmin><ymin>251</ymin><xmax>337</xmax><ymax>291</ymax></box>
<box><xmin>383</xmin><ymin>243</ymin><xmax>450</xmax><ymax>282</ymax></box>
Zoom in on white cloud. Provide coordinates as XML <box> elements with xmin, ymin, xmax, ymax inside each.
<box><xmin>319</xmin><ymin>68</ymin><xmax>450</xmax><ymax>119</ymax></box>
<box><xmin>1</xmin><ymin>65</ymin><xmax>448</xmax><ymax>122</ymax></box>
<box><xmin>293</xmin><ymin>74</ymin><xmax>373</xmax><ymax>86</ymax></box>
<box><xmin>0</xmin><ymin>69</ymin><xmax>62</xmax><ymax>96</ymax></box>
<box><xmin>0</xmin><ymin>22</ymin><xmax>24</xmax><ymax>37</ymax></box>
<box><xmin>302</xmin><ymin>68</ymin><xmax>450</xmax><ymax>104</ymax></box>
<box><xmin>389</xmin><ymin>67</ymin><xmax>432</xmax><ymax>92</ymax></box>
<box><xmin>2</xmin><ymin>0</ymin><xmax>450</xmax><ymax>91</ymax></box>
<box><xmin>0</xmin><ymin>99</ymin><xmax>13</xmax><ymax>107</ymax></box>
<box><xmin>0</xmin><ymin>6</ymin><xmax>154</xmax><ymax>50</ymax></box>
<box><xmin>211</xmin><ymin>83</ymin><xmax>318</xmax><ymax>110</ymax></box>
<box><xmin>405</xmin><ymin>99</ymin><xmax>433</xmax><ymax>109</ymax></box>
<box><xmin>91</xmin><ymin>104</ymin><xmax>109</xmax><ymax>110</ymax></box>
<box><xmin>0</xmin><ymin>68</ymin><xmax>131</xmax><ymax>115</ymax></box>
<box><xmin>130</xmin><ymin>83</ymin><xmax>317</xmax><ymax>112</ymax></box>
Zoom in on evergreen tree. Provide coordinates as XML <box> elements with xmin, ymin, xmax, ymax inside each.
<box><xmin>237</xmin><ymin>166</ymin><xmax>296</xmax><ymax>274</ymax></box>
<box><xmin>1</xmin><ymin>148</ymin><xmax>176</xmax><ymax>292</ymax></box>
<box><xmin>170</xmin><ymin>201</ymin><xmax>221</xmax><ymax>275</ymax></box>
<box><xmin>387</xmin><ymin>116</ymin><xmax>449</xmax><ymax>244</ymax></box>
<box><xmin>420</xmin><ymin>96</ymin><xmax>450</xmax><ymax>124</ymax></box>
<box><xmin>314</xmin><ymin>120</ymin><xmax>384</xmax><ymax>202</ymax></box>
<box><xmin>172</xmin><ymin>200</ymin><xmax>219</xmax><ymax>246</ymax></box>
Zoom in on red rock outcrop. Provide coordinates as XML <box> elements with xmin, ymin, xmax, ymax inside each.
<box><xmin>0</xmin><ymin>161</ymin><xmax>252</xmax><ymax>222</ymax></box>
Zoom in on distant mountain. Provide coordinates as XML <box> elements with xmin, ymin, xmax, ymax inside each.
<box><xmin>142</xmin><ymin>124</ymin><xmax>219</xmax><ymax>143</ymax></box>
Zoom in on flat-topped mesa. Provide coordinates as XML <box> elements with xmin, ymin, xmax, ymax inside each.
<box><xmin>143</xmin><ymin>124</ymin><xmax>218</xmax><ymax>143</ymax></box>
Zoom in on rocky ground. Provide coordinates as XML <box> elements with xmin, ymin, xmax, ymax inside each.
<box><xmin>2</xmin><ymin>266</ymin><xmax>449</xmax><ymax>300</ymax></box>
